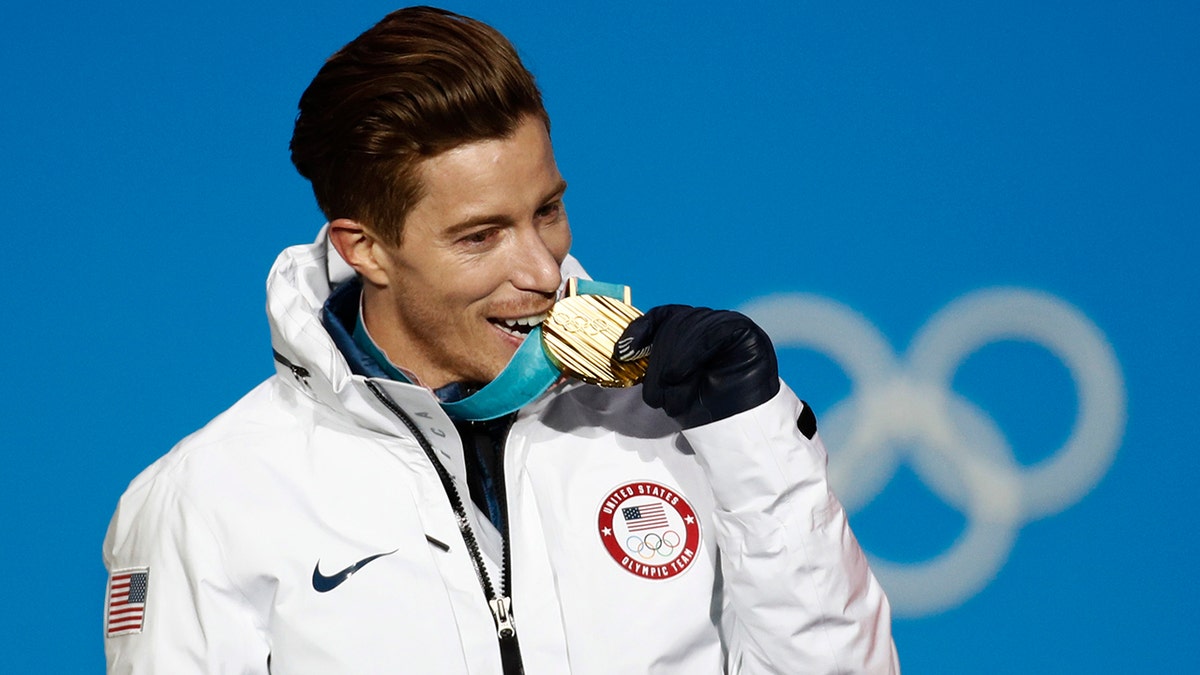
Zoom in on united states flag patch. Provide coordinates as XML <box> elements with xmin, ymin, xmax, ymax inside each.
<box><xmin>106</xmin><ymin>567</ymin><xmax>149</xmax><ymax>637</ymax></box>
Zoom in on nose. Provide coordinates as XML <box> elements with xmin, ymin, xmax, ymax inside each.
<box><xmin>510</xmin><ymin>226</ymin><xmax>564</xmax><ymax>295</ymax></box>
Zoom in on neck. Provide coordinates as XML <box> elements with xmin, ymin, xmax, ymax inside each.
<box><xmin>358</xmin><ymin>285</ymin><xmax>447</xmax><ymax>388</ymax></box>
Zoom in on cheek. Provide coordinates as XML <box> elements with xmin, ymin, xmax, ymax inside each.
<box><xmin>446</xmin><ymin>263</ymin><xmax>509</xmax><ymax>305</ymax></box>
<box><xmin>550</xmin><ymin>223</ymin><xmax>573</xmax><ymax>262</ymax></box>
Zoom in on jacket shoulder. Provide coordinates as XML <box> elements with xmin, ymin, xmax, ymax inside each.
<box><xmin>117</xmin><ymin>376</ymin><xmax>315</xmax><ymax>508</ymax></box>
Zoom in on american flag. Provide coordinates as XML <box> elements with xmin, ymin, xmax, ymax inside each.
<box><xmin>106</xmin><ymin>569</ymin><xmax>149</xmax><ymax>637</ymax></box>
<box><xmin>622</xmin><ymin>503</ymin><xmax>669</xmax><ymax>532</ymax></box>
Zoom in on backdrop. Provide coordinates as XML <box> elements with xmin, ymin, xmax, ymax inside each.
<box><xmin>3</xmin><ymin>2</ymin><xmax>1196</xmax><ymax>671</ymax></box>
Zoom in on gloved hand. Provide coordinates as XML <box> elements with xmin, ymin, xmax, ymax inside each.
<box><xmin>614</xmin><ymin>305</ymin><xmax>780</xmax><ymax>428</ymax></box>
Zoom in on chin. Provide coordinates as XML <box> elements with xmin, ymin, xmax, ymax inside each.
<box><xmin>456</xmin><ymin>352</ymin><xmax>516</xmax><ymax>386</ymax></box>
<box><xmin>457</xmin><ymin>330</ymin><xmax>526</xmax><ymax>384</ymax></box>
<box><xmin>481</xmin><ymin>356</ymin><xmax>516</xmax><ymax>383</ymax></box>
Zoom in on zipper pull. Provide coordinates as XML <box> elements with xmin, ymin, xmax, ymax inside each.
<box><xmin>488</xmin><ymin>596</ymin><xmax>516</xmax><ymax>640</ymax></box>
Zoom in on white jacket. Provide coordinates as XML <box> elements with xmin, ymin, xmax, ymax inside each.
<box><xmin>104</xmin><ymin>231</ymin><xmax>899</xmax><ymax>674</ymax></box>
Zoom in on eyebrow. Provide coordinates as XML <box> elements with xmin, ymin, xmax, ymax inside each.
<box><xmin>443</xmin><ymin>179</ymin><xmax>568</xmax><ymax>237</ymax></box>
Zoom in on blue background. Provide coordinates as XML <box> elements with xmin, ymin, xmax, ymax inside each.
<box><xmin>3</xmin><ymin>2</ymin><xmax>1196</xmax><ymax>671</ymax></box>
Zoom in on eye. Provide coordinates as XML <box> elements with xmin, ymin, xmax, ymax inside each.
<box><xmin>460</xmin><ymin>228</ymin><xmax>499</xmax><ymax>246</ymax></box>
<box><xmin>536</xmin><ymin>200</ymin><xmax>564</xmax><ymax>221</ymax></box>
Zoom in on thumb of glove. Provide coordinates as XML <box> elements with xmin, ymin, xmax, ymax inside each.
<box><xmin>614</xmin><ymin>305</ymin><xmax>689</xmax><ymax>364</ymax></box>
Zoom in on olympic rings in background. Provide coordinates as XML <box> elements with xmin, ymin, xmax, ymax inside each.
<box><xmin>625</xmin><ymin>530</ymin><xmax>681</xmax><ymax>558</ymax></box>
<box><xmin>740</xmin><ymin>288</ymin><xmax>1126</xmax><ymax>616</ymax></box>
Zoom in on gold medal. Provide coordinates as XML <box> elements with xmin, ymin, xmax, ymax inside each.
<box><xmin>542</xmin><ymin>279</ymin><xmax>648</xmax><ymax>387</ymax></box>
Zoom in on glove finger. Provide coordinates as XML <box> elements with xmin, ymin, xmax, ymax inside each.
<box><xmin>617</xmin><ymin>305</ymin><xmax>695</xmax><ymax>413</ymax></box>
<box><xmin>614</xmin><ymin>304</ymin><xmax>692</xmax><ymax>362</ymax></box>
<box><xmin>637</xmin><ymin>305</ymin><xmax>711</xmax><ymax>390</ymax></box>
<box><xmin>650</xmin><ymin>309</ymin><xmax>748</xmax><ymax>385</ymax></box>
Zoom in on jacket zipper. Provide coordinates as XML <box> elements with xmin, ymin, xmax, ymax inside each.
<box><xmin>491</xmin><ymin>417</ymin><xmax>521</xmax><ymax>674</ymax></box>
<box><xmin>366</xmin><ymin>382</ymin><xmax>523</xmax><ymax>674</ymax></box>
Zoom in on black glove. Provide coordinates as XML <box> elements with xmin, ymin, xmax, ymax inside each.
<box><xmin>615</xmin><ymin>305</ymin><xmax>780</xmax><ymax>428</ymax></box>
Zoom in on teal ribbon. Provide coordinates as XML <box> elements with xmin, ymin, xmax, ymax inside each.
<box><xmin>573</xmin><ymin>279</ymin><xmax>627</xmax><ymax>300</ymax></box>
<box><xmin>439</xmin><ymin>324</ymin><xmax>562</xmax><ymax>420</ymax></box>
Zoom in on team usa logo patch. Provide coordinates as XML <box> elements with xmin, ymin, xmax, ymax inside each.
<box><xmin>597</xmin><ymin>481</ymin><xmax>701</xmax><ymax>580</ymax></box>
<box><xmin>106</xmin><ymin>567</ymin><xmax>149</xmax><ymax>637</ymax></box>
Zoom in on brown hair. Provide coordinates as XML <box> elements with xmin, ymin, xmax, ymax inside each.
<box><xmin>290</xmin><ymin>6</ymin><xmax>549</xmax><ymax>245</ymax></box>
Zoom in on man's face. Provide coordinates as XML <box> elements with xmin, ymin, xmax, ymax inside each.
<box><xmin>366</xmin><ymin>115</ymin><xmax>571</xmax><ymax>389</ymax></box>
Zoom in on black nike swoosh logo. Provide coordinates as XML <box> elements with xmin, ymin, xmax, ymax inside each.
<box><xmin>312</xmin><ymin>550</ymin><xmax>397</xmax><ymax>593</ymax></box>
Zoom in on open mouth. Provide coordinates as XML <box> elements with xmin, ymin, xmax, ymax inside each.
<box><xmin>489</xmin><ymin>312</ymin><xmax>547</xmax><ymax>339</ymax></box>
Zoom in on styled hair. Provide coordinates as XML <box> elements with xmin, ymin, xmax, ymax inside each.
<box><xmin>290</xmin><ymin>6</ymin><xmax>549</xmax><ymax>245</ymax></box>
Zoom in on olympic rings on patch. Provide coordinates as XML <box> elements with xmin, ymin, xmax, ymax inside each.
<box><xmin>740</xmin><ymin>288</ymin><xmax>1126</xmax><ymax>617</ymax></box>
<box><xmin>624</xmin><ymin>530</ymin><xmax>680</xmax><ymax>558</ymax></box>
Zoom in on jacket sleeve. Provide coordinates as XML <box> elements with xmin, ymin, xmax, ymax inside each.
<box><xmin>681</xmin><ymin>383</ymin><xmax>900</xmax><ymax>674</ymax></box>
<box><xmin>103</xmin><ymin>464</ymin><xmax>270</xmax><ymax>674</ymax></box>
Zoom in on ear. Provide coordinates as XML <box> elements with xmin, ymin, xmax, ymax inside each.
<box><xmin>329</xmin><ymin>218</ymin><xmax>392</xmax><ymax>287</ymax></box>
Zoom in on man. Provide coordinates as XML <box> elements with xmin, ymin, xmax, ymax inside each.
<box><xmin>104</xmin><ymin>7</ymin><xmax>898</xmax><ymax>673</ymax></box>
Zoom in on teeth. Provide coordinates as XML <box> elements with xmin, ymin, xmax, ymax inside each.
<box><xmin>501</xmin><ymin>313</ymin><xmax>546</xmax><ymax>328</ymax></box>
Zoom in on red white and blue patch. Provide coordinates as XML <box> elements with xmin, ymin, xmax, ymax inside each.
<box><xmin>105</xmin><ymin>567</ymin><xmax>149</xmax><ymax>637</ymax></box>
<box><xmin>597</xmin><ymin>481</ymin><xmax>701</xmax><ymax>580</ymax></box>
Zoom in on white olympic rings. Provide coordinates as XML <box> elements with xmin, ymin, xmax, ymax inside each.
<box><xmin>740</xmin><ymin>287</ymin><xmax>1126</xmax><ymax>616</ymax></box>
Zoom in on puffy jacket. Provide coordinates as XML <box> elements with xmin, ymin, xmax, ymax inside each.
<box><xmin>103</xmin><ymin>230</ymin><xmax>899</xmax><ymax>673</ymax></box>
